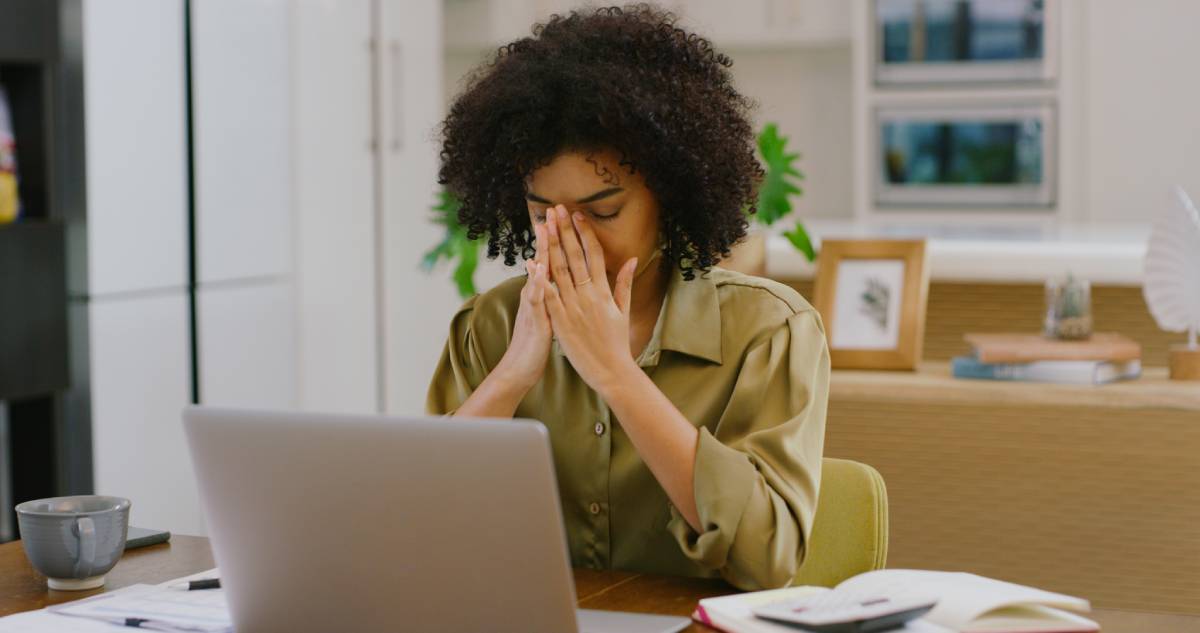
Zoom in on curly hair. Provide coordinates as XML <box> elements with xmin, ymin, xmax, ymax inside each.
<box><xmin>437</xmin><ymin>3</ymin><xmax>763</xmax><ymax>280</ymax></box>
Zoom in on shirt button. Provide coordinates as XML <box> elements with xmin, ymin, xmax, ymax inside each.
<box><xmin>594</xmin><ymin>422</ymin><xmax>605</xmax><ymax>436</ymax></box>
<box><xmin>589</xmin><ymin>502</ymin><xmax>601</xmax><ymax>515</ymax></box>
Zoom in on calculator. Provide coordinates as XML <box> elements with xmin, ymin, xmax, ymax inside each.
<box><xmin>751</xmin><ymin>591</ymin><xmax>937</xmax><ymax>633</ymax></box>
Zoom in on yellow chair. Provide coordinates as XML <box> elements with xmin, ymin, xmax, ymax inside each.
<box><xmin>794</xmin><ymin>457</ymin><xmax>889</xmax><ymax>586</ymax></box>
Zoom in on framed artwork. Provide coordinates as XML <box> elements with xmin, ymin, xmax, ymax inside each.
<box><xmin>813</xmin><ymin>240</ymin><xmax>930</xmax><ymax>370</ymax></box>
<box><xmin>875</xmin><ymin>0</ymin><xmax>1055</xmax><ymax>85</ymax></box>
<box><xmin>875</xmin><ymin>102</ymin><xmax>1055</xmax><ymax>208</ymax></box>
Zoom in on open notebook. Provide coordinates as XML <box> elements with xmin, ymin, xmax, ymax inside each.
<box><xmin>694</xmin><ymin>569</ymin><xmax>1097</xmax><ymax>633</ymax></box>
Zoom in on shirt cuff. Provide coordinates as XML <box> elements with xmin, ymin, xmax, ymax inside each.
<box><xmin>666</xmin><ymin>426</ymin><xmax>758</xmax><ymax>570</ymax></box>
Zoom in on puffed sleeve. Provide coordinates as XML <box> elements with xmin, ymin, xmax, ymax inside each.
<box><xmin>666</xmin><ymin>308</ymin><xmax>830</xmax><ymax>590</ymax></box>
<box><xmin>425</xmin><ymin>295</ymin><xmax>488</xmax><ymax>416</ymax></box>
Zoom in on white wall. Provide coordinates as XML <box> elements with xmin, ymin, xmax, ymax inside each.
<box><xmin>1083</xmin><ymin>0</ymin><xmax>1200</xmax><ymax>222</ymax></box>
<box><xmin>729</xmin><ymin>47</ymin><xmax>854</xmax><ymax>219</ymax></box>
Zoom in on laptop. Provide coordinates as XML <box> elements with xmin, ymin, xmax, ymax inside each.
<box><xmin>182</xmin><ymin>406</ymin><xmax>691</xmax><ymax>633</ymax></box>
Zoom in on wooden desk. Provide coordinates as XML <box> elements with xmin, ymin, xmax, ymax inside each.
<box><xmin>1</xmin><ymin>536</ymin><xmax>1196</xmax><ymax>632</ymax></box>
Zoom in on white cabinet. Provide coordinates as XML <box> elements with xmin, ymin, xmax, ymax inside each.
<box><xmin>379</xmin><ymin>0</ymin><xmax>458</xmax><ymax>414</ymax></box>
<box><xmin>198</xmin><ymin>283</ymin><xmax>296</xmax><ymax>409</ymax></box>
<box><xmin>292</xmin><ymin>0</ymin><xmax>380</xmax><ymax>413</ymax></box>
<box><xmin>191</xmin><ymin>0</ymin><xmax>292</xmax><ymax>284</ymax></box>
<box><xmin>83</xmin><ymin>0</ymin><xmax>188</xmax><ymax>296</ymax></box>
<box><xmin>89</xmin><ymin>293</ymin><xmax>201</xmax><ymax>535</ymax></box>
<box><xmin>84</xmin><ymin>0</ymin><xmax>298</xmax><ymax>536</ymax></box>
<box><xmin>190</xmin><ymin>0</ymin><xmax>298</xmax><ymax>409</ymax></box>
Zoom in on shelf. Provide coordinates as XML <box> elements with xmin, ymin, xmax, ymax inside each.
<box><xmin>0</xmin><ymin>221</ymin><xmax>67</xmax><ymax>400</ymax></box>
<box><xmin>765</xmin><ymin>219</ymin><xmax>1149</xmax><ymax>285</ymax></box>
<box><xmin>831</xmin><ymin>363</ymin><xmax>1200</xmax><ymax>412</ymax></box>
<box><xmin>0</xmin><ymin>0</ymin><xmax>60</xmax><ymax>62</ymax></box>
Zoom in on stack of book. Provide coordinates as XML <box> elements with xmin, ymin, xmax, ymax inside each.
<box><xmin>952</xmin><ymin>333</ymin><xmax>1142</xmax><ymax>385</ymax></box>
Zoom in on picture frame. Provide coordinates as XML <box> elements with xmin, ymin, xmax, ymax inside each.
<box><xmin>813</xmin><ymin>240</ymin><xmax>930</xmax><ymax>370</ymax></box>
<box><xmin>874</xmin><ymin>0</ymin><xmax>1057</xmax><ymax>86</ymax></box>
<box><xmin>874</xmin><ymin>102</ymin><xmax>1056</xmax><ymax>208</ymax></box>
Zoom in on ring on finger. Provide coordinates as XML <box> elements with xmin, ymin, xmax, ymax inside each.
<box><xmin>575</xmin><ymin>277</ymin><xmax>593</xmax><ymax>287</ymax></box>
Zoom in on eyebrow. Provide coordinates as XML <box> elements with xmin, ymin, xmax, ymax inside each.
<box><xmin>525</xmin><ymin>187</ymin><xmax>624</xmax><ymax>205</ymax></box>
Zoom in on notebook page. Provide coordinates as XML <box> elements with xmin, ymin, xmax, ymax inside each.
<box><xmin>49</xmin><ymin>583</ymin><xmax>232</xmax><ymax>632</ymax></box>
<box><xmin>696</xmin><ymin>586</ymin><xmax>954</xmax><ymax>633</ymax></box>
<box><xmin>0</xmin><ymin>607</ymin><xmax>133</xmax><ymax>632</ymax></box>
<box><xmin>832</xmin><ymin>570</ymin><xmax>1090</xmax><ymax>630</ymax></box>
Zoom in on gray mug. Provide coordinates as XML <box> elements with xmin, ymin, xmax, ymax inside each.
<box><xmin>15</xmin><ymin>495</ymin><xmax>131</xmax><ymax>590</ymax></box>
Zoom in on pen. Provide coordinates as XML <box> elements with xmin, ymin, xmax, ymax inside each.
<box><xmin>168</xmin><ymin>578</ymin><xmax>221</xmax><ymax>590</ymax></box>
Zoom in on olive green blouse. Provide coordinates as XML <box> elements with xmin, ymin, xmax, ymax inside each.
<box><xmin>425</xmin><ymin>265</ymin><xmax>830</xmax><ymax>590</ymax></box>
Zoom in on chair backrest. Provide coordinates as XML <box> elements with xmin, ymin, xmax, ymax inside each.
<box><xmin>793</xmin><ymin>457</ymin><xmax>889</xmax><ymax>587</ymax></box>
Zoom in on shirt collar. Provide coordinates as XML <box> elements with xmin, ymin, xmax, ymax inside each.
<box><xmin>636</xmin><ymin>264</ymin><xmax>723</xmax><ymax>367</ymax></box>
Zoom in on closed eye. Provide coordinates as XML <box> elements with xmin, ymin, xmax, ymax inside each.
<box><xmin>589</xmin><ymin>208</ymin><xmax>621</xmax><ymax>222</ymax></box>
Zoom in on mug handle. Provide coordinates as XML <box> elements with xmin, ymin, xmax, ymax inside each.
<box><xmin>73</xmin><ymin>516</ymin><xmax>96</xmax><ymax>579</ymax></box>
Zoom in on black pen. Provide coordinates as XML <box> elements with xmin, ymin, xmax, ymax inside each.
<box><xmin>168</xmin><ymin>578</ymin><xmax>221</xmax><ymax>590</ymax></box>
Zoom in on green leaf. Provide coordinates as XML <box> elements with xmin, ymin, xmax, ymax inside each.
<box><xmin>783</xmin><ymin>220</ymin><xmax>817</xmax><ymax>262</ymax></box>
<box><xmin>754</xmin><ymin>123</ymin><xmax>805</xmax><ymax>226</ymax></box>
<box><xmin>452</xmin><ymin>232</ymin><xmax>479</xmax><ymax>298</ymax></box>
<box><xmin>419</xmin><ymin>188</ymin><xmax>483</xmax><ymax>298</ymax></box>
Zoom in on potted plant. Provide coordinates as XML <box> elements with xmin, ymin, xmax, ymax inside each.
<box><xmin>720</xmin><ymin>123</ymin><xmax>815</xmax><ymax>276</ymax></box>
<box><xmin>422</xmin><ymin>123</ymin><xmax>815</xmax><ymax>297</ymax></box>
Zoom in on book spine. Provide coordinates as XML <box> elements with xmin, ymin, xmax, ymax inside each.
<box><xmin>952</xmin><ymin>356</ymin><xmax>1020</xmax><ymax>381</ymax></box>
<box><xmin>953</xmin><ymin>357</ymin><xmax>1141</xmax><ymax>385</ymax></box>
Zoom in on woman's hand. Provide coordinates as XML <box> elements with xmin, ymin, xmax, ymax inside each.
<box><xmin>495</xmin><ymin>222</ymin><xmax>554</xmax><ymax>391</ymax></box>
<box><xmin>536</xmin><ymin>204</ymin><xmax>639</xmax><ymax>395</ymax></box>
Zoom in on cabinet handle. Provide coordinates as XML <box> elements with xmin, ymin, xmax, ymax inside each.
<box><xmin>389</xmin><ymin>40</ymin><xmax>403</xmax><ymax>152</ymax></box>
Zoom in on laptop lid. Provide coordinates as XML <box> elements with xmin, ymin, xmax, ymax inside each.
<box><xmin>183</xmin><ymin>406</ymin><xmax>580</xmax><ymax>633</ymax></box>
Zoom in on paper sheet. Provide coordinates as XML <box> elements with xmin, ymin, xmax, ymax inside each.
<box><xmin>0</xmin><ymin>569</ymin><xmax>227</xmax><ymax>633</ymax></box>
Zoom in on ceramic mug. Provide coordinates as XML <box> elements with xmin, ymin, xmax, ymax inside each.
<box><xmin>15</xmin><ymin>495</ymin><xmax>131</xmax><ymax>590</ymax></box>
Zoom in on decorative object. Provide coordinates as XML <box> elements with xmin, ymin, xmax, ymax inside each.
<box><xmin>813</xmin><ymin>239</ymin><xmax>929</xmax><ymax>370</ymax></box>
<box><xmin>1043</xmin><ymin>274</ymin><xmax>1091</xmax><ymax>340</ymax></box>
<box><xmin>874</xmin><ymin>0</ymin><xmax>1055</xmax><ymax>85</ymax></box>
<box><xmin>875</xmin><ymin>103</ymin><xmax>1055</xmax><ymax>207</ymax></box>
<box><xmin>1143</xmin><ymin>185</ymin><xmax>1200</xmax><ymax>381</ymax></box>
<box><xmin>0</xmin><ymin>85</ymin><xmax>20</xmax><ymax>224</ymax></box>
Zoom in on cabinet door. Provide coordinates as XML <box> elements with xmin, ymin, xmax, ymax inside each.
<box><xmin>292</xmin><ymin>0</ymin><xmax>379</xmax><ymax>413</ymax></box>
<box><xmin>83</xmin><ymin>0</ymin><xmax>188</xmax><ymax>296</ymax></box>
<box><xmin>197</xmin><ymin>283</ymin><xmax>296</xmax><ymax>409</ymax></box>
<box><xmin>191</xmin><ymin>0</ymin><xmax>292</xmax><ymax>284</ymax></box>
<box><xmin>89</xmin><ymin>292</ymin><xmax>203</xmax><ymax>535</ymax></box>
<box><xmin>379</xmin><ymin>0</ymin><xmax>460</xmax><ymax>414</ymax></box>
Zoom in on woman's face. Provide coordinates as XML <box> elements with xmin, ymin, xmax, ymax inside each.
<box><xmin>524</xmin><ymin>148</ymin><xmax>660</xmax><ymax>281</ymax></box>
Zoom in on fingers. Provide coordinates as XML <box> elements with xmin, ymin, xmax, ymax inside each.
<box><xmin>614</xmin><ymin>257</ymin><xmax>637</xmax><ymax>315</ymax></box>
<box><xmin>545</xmin><ymin>206</ymin><xmax>578</xmax><ymax>305</ymax></box>
<box><xmin>523</xmin><ymin>259</ymin><xmax>549</xmax><ymax>312</ymax></box>
<box><xmin>533</xmin><ymin>262</ymin><xmax>546</xmax><ymax>305</ymax></box>
<box><xmin>533</xmin><ymin>222</ymin><xmax>548</xmax><ymax>272</ymax></box>
<box><xmin>550</xmin><ymin>205</ymin><xmax>591</xmax><ymax>289</ymax></box>
<box><xmin>570</xmin><ymin>211</ymin><xmax>609</xmax><ymax>295</ymax></box>
<box><xmin>536</xmin><ymin>261</ymin><xmax>567</xmax><ymax>323</ymax></box>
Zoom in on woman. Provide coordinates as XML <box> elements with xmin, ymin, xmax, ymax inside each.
<box><xmin>426</xmin><ymin>4</ymin><xmax>829</xmax><ymax>591</ymax></box>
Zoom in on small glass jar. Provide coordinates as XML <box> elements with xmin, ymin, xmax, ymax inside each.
<box><xmin>1044</xmin><ymin>275</ymin><xmax>1092</xmax><ymax>340</ymax></box>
